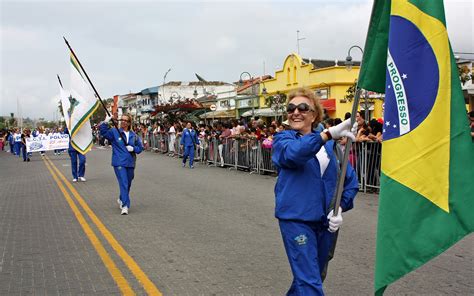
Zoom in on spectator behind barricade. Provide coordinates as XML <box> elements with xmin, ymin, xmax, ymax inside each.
<box><xmin>334</xmin><ymin>118</ymin><xmax>342</xmax><ymax>125</ymax></box>
<box><xmin>168</xmin><ymin>122</ymin><xmax>177</xmax><ymax>157</ymax></box>
<box><xmin>0</xmin><ymin>130</ymin><xmax>5</xmax><ymax>151</ymax></box>
<box><xmin>355</xmin><ymin>111</ymin><xmax>370</xmax><ymax>142</ymax></box>
<box><xmin>324</xmin><ymin>118</ymin><xmax>335</xmax><ymax>129</ymax></box>
<box><xmin>231</xmin><ymin>120</ymin><xmax>240</xmax><ymax>136</ymax></box>
<box><xmin>356</xmin><ymin>122</ymin><xmax>370</xmax><ymax>142</ymax></box>
<box><xmin>368</xmin><ymin>119</ymin><xmax>383</xmax><ymax>143</ymax></box>
<box><xmin>344</xmin><ymin>112</ymin><xmax>351</xmax><ymax>120</ymax></box>
<box><xmin>218</xmin><ymin>122</ymin><xmax>232</xmax><ymax>167</ymax></box>
<box><xmin>254</xmin><ymin>121</ymin><xmax>265</xmax><ymax>140</ymax></box>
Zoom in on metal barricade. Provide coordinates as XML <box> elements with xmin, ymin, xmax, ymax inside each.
<box><xmin>221</xmin><ymin>138</ymin><xmax>235</xmax><ymax>168</ymax></box>
<box><xmin>198</xmin><ymin>136</ymin><xmax>209</xmax><ymax>163</ymax></box>
<box><xmin>207</xmin><ymin>137</ymin><xmax>218</xmax><ymax>166</ymax></box>
<box><xmin>168</xmin><ymin>134</ymin><xmax>177</xmax><ymax>156</ymax></box>
<box><xmin>348</xmin><ymin>142</ymin><xmax>366</xmax><ymax>191</ymax></box>
<box><xmin>248</xmin><ymin>138</ymin><xmax>260</xmax><ymax>173</ymax></box>
<box><xmin>364</xmin><ymin>141</ymin><xmax>381</xmax><ymax>192</ymax></box>
<box><xmin>258</xmin><ymin>140</ymin><xmax>277</xmax><ymax>175</ymax></box>
<box><xmin>235</xmin><ymin>138</ymin><xmax>250</xmax><ymax>171</ymax></box>
<box><xmin>143</xmin><ymin>132</ymin><xmax>151</xmax><ymax>151</ymax></box>
<box><xmin>142</xmin><ymin>132</ymin><xmax>382</xmax><ymax>193</ymax></box>
<box><xmin>150</xmin><ymin>133</ymin><xmax>158</xmax><ymax>152</ymax></box>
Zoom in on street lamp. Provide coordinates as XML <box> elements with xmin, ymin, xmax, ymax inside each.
<box><xmin>345</xmin><ymin>45</ymin><xmax>363</xmax><ymax>71</ymax></box>
<box><xmin>345</xmin><ymin>45</ymin><xmax>370</xmax><ymax>121</ymax></box>
<box><xmin>239</xmin><ymin>71</ymin><xmax>256</xmax><ymax>119</ymax></box>
<box><xmin>162</xmin><ymin>68</ymin><xmax>171</xmax><ymax>105</ymax></box>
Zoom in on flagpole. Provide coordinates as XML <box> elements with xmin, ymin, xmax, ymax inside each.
<box><xmin>63</xmin><ymin>37</ymin><xmax>121</xmax><ymax>134</ymax></box>
<box><xmin>331</xmin><ymin>1</ymin><xmax>376</xmax><ymax>216</ymax></box>
<box><xmin>57</xmin><ymin>74</ymin><xmax>64</xmax><ymax>89</ymax></box>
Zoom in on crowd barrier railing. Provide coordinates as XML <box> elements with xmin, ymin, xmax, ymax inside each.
<box><xmin>144</xmin><ymin>133</ymin><xmax>381</xmax><ymax>193</ymax></box>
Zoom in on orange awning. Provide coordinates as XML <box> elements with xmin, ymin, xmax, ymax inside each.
<box><xmin>321</xmin><ymin>99</ymin><xmax>336</xmax><ymax>111</ymax></box>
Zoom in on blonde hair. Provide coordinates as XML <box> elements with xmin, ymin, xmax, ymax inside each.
<box><xmin>287</xmin><ymin>87</ymin><xmax>324</xmax><ymax>124</ymax></box>
<box><xmin>122</xmin><ymin>113</ymin><xmax>133</xmax><ymax>129</ymax></box>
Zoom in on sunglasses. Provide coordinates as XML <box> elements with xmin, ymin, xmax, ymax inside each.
<box><xmin>286</xmin><ymin>103</ymin><xmax>314</xmax><ymax>114</ymax></box>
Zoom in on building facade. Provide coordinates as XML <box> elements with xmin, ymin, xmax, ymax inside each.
<box><xmin>259</xmin><ymin>53</ymin><xmax>384</xmax><ymax>120</ymax></box>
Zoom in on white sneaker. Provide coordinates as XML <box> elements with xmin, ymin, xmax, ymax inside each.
<box><xmin>117</xmin><ymin>199</ymin><xmax>123</xmax><ymax>209</ymax></box>
<box><xmin>121</xmin><ymin>206</ymin><xmax>128</xmax><ymax>215</ymax></box>
<box><xmin>78</xmin><ymin>177</ymin><xmax>86</xmax><ymax>182</ymax></box>
<box><xmin>72</xmin><ymin>178</ymin><xmax>78</xmax><ymax>182</ymax></box>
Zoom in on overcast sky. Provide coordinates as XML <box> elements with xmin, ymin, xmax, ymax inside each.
<box><xmin>1</xmin><ymin>0</ymin><xmax>473</xmax><ymax>120</ymax></box>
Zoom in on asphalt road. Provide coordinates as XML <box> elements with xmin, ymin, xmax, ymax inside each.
<box><xmin>0</xmin><ymin>147</ymin><xmax>472</xmax><ymax>295</ymax></box>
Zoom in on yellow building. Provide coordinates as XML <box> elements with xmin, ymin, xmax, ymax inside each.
<box><xmin>259</xmin><ymin>53</ymin><xmax>384</xmax><ymax>120</ymax></box>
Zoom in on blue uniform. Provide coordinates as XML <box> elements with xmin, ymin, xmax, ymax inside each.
<box><xmin>100</xmin><ymin>123</ymin><xmax>143</xmax><ymax>208</ymax></box>
<box><xmin>180</xmin><ymin>128</ymin><xmax>199</xmax><ymax>167</ymax></box>
<box><xmin>64</xmin><ymin>128</ymin><xmax>86</xmax><ymax>179</ymax></box>
<box><xmin>272</xmin><ymin>130</ymin><xmax>358</xmax><ymax>295</ymax></box>
<box><xmin>13</xmin><ymin>133</ymin><xmax>21</xmax><ymax>156</ymax></box>
<box><xmin>7</xmin><ymin>134</ymin><xmax>14</xmax><ymax>154</ymax></box>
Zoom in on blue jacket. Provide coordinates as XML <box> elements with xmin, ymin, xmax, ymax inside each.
<box><xmin>272</xmin><ymin>130</ymin><xmax>359</xmax><ymax>222</ymax></box>
<box><xmin>180</xmin><ymin>128</ymin><xmax>199</xmax><ymax>147</ymax></box>
<box><xmin>100</xmin><ymin>123</ymin><xmax>143</xmax><ymax>167</ymax></box>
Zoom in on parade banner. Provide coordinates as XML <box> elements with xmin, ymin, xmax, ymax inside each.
<box><xmin>26</xmin><ymin>134</ymin><xmax>70</xmax><ymax>153</ymax></box>
<box><xmin>358</xmin><ymin>0</ymin><xmax>474</xmax><ymax>295</ymax></box>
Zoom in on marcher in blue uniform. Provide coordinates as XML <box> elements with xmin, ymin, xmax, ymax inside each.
<box><xmin>272</xmin><ymin>87</ymin><xmax>359</xmax><ymax>296</ymax></box>
<box><xmin>100</xmin><ymin>114</ymin><xmax>143</xmax><ymax>215</ymax></box>
<box><xmin>7</xmin><ymin>131</ymin><xmax>14</xmax><ymax>154</ymax></box>
<box><xmin>180</xmin><ymin>122</ymin><xmax>199</xmax><ymax>169</ymax></box>
<box><xmin>64</xmin><ymin>127</ymin><xmax>86</xmax><ymax>182</ymax></box>
<box><xmin>13</xmin><ymin>129</ymin><xmax>22</xmax><ymax>156</ymax></box>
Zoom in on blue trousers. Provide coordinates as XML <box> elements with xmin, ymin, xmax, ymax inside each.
<box><xmin>20</xmin><ymin>144</ymin><xmax>29</xmax><ymax>161</ymax></box>
<box><xmin>9</xmin><ymin>142</ymin><xmax>14</xmax><ymax>154</ymax></box>
<box><xmin>279</xmin><ymin>220</ymin><xmax>335</xmax><ymax>296</ymax></box>
<box><xmin>68</xmin><ymin>150</ymin><xmax>86</xmax><ymax>179</ymax></box>
<box><xmin>113</xmin><ymin>166</ymin><xmax>135</xmax><ymax>208</ymax></box>
<box><xmin>14</xmin><ymin>142</ymin><xmax>21</xmax><ymax>156</ymax></box>
<box><xmin>182</xmin><ymin>145</ymin><xmax>195</xmax><ymax>167</ymax></box>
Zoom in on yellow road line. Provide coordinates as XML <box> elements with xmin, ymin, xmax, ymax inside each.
<box><xmin>45</xmin><ymin>156</ymin><xmax>162</xmax><ymax>296</ymax></box>
<box><xmin>42</xmin><ymin>158</ymin><xmax>135</xmax><ymax>296</ymax></box>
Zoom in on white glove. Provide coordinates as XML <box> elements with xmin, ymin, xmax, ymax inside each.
<box><xmin>104</xmin><ymin>115</ymin><xmax>112</xmax><ymax>123</ymax></box>
<box><xmin>328</xmin><ymin>119</ymin><xmax>357</xmax><ymax>141</ymax></box>
<box><xmin>126</xmin><ymin>145</ymin><xmax>134</xmax><ymax>152</ymax></box>
<box><xmin>327</xmin><ymin>207</ymin><xmax>343</xmax><ymax>233</ymax></box>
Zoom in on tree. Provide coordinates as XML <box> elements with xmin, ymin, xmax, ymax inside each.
<box><xmin>344</xmin><ymin>80</ymin><xmax>358</xmax><ymax>102</ymax></box>
<box><xmin>344</xmin><ymin>80</ymin><xmax>384</xmax><ymax>121</ymax></box>
<box><xmin>265</xmin><ymin>92</ymin><xmax>287</xmax><ymax>121</ymax></box>
<box><xmin>458</xmin><ymin>65</ymin><xmax>472</xmax><ymax>85</ymax></box>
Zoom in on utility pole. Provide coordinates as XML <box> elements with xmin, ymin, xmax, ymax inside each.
<box><xmin>297</xmin><ymin>30</ymin><xmax>306</xmax><ymax>56</ymax></box>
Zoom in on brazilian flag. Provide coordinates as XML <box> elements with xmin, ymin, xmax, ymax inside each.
<box><xmin>358</xmin><ymin>0</ymin><xmax>474</xmax><ymax>295</ymax></box>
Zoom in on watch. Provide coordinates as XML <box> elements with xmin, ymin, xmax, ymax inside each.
<box><xmin>323</xmin><ymin>129</ymin><xmax>332</xmax><ymax>141</ymax></box>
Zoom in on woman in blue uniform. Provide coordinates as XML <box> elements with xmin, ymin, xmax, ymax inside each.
<box><xmin>272</xmin><ymin>87</ymin><xmax>359</xmax><ymax>295</ymax></box>
<box><xmin>180</xmin><ymin>122</ymin><xmax>199</xmax><ymax>169</ymax></box>
<box><xmin>64</xmin><ymin>127</ymin><xmax>86</xmax><ymax>182</ymax></box>
<box><xmin>100</xmin><ymin>114</ymin><xmax>143</xmax><ymax>215</ymax></box>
